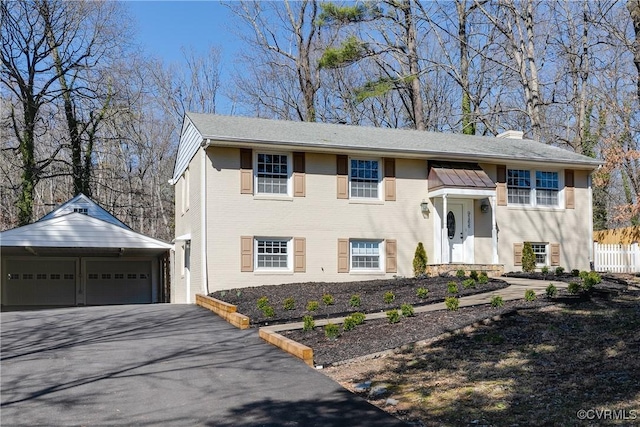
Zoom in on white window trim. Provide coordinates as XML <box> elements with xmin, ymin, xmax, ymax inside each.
<box><xmin>254</xmin><ymin>151</ymin><xmax>293</xmax><ymax>197</ymax></box>
<box><xmin>349</xmin><ymin>239</ymin><xmax>385</xmax><ymax>272</ymax></box>
<box><xmin>531</xmin><ymin>242</ymin><xmax>549</xmax><ymax>267</ymax></box>
<box><xmin>254</xmin><ymin>237</ymin><xmax>293</xmax><ymax>272</ymax></box>
<box><xmin>507</xmin><ymin>168</ymin><xmax>564</xmax><ymax>209</ymax></box>
<box><xmin>348</xmin><ymin>157</ymin><xmax>383</xmax><ymax>201</ymax></box>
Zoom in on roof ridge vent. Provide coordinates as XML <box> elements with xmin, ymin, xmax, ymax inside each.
<box><xmin>496</xmin><ymin>130</ymin><xmax>524</xmax><ymax>140</ymax></box>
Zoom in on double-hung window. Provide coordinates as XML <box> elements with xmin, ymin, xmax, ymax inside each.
<box><xmin>535</xmin><ymin>171</ymin><xmax>559</xmax><ymax>206</ymax></box>
<box><xmin>507</xmin><ymin>169</ymin><xmax>531</xmax><ymax>204</ymax></box>
<box><xmin>350</xmin><ymin>159</ymin><xmax>380</xmax><ymax>199</ymax></box>
<box><xmin>256</xmin><ymin>153</ymin><xmax>289</xmax><ymax>195</ymax></box>
<box><xmin>350</xmin><ymin>240</ymin><xmax>383</xmax><ymax>271</ymax></box>
<box><xmin>531</xmin><ymin>243</ymin><xmax>548</xmax><ymax>266</ymax></box>
<box><xmin>507</xmin><ymin>168</ymin><xmax>560</xmax><ymax>207</ymax></box>
<box><xmin>256</xmin><ymin>238</ymin><xmax>291</xmax><ymax>270</ymax></box>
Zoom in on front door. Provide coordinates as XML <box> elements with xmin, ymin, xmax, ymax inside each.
<box><xmin>447</xmin><ymin>202</ymin><xmax>465</xmax><ymax>262</ymax></box>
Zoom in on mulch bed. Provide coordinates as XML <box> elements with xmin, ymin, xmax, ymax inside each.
<box><xmin>211</xmin><ymin>275</ymin><xmax>509</xmax><ymax>326</ymax></box>
<box><xmin>284</xmin><ymin>297</ymin><xmax>558</xmax><ymax>366</ymax></box>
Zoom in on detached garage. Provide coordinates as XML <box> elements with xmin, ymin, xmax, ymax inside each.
<box><xmin>1</xmin><ymin>194</ymin><xmax>172</xmax><ymax>307</ymax></box>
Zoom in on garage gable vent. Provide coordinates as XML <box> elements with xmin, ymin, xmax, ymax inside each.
<box><xmin>40</xmin><ymin>193</ymin><xmax>130</xmax><ymax>230</ymax></box>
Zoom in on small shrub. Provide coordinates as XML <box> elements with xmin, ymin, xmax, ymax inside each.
<box><xmin>555</xmin><ymin>266</ymin><xmax>565</xmax><ymax>276</ymax></box>
<box><xmin>322</xmin><ymin>294</ymin><xmax>335</xmax><ymax>306</ymax></box>
<box><xmin>567</xmin><ymin>281</ymin><xmax>582</xmax><ymax>294</ymax></box>
<box><xmin>580</xmin><ymin>271</ymin><xmax>601</xmax><ymax>291</ymax></box>
<box><xmin>413</xmin><ymin>242</ymin><xmax>428</xmax><ymax>277</ymax></box>
<box><xmin>343</xmin><ymin>316</ymin><xmax>358</xmax><ymax>332</ymax></box>
<box><xmin>220</xmin><ymin>290</ymin><xmax>227</xmax><ymax>298</ymax></box>
<box><xmin>324</xmin><ymin>323</ymin><xmax>340</xmax><ymax>339</ymax></box>
<box><xmin>541</xmin><ymin>265</ymin><xmax>549</xmax><ymax>275</ymax></box>
<box><xmin>445</xmin><ymin>296</ymin><xmax>460</xmax><ymax>311</ymax></box>
<box><xmin>456</xmin><ymin>269</ymin><xmax>466</xmax><ymax>279</ymax></box>
<box><xmin>462</xmin><ymin>278</ymin><xmax>476</xmax><ymax>289</ymax></box>
<box><xmin>416</xmin><ymin>287</ymin><xmax>429</xmax><ymax>299</ymax></box>
<box><xmin>236</xmin><ymin>290</ymin><xmax>242</xmax><ymax>298</ymax></box>
<box><xmin>387</xmin><ymin>309</ymin><xmax>401</xmax><ymax>324</ymax></box>
<box><xmin>383</xmin><ymin>291</ymin><xmax>395</xmax><ymax>304</ymax></box>
<box><xmin>349</xmin><ymin>294</ymin><xmax>361</xmax><ymax>308</ymax></box>
<box><xmin>491</xmin><ymin>295</ymin><xmax>504</xmax><ymax>308</ymax></box>
<box><xmin>469</xmin><ymin>270</ymin><xmax>479</xmax><ymax>281</ymax></box>
<box><xmin>257</xmin><ymin>296</ymin><xmax>269</xmax><ymax>310</ymax></box>
<box><xmin>478</xmin><ymin>272</ymin><xmax>489</xmax><ymax>284</ymax></box>
<box><xmin>306</xmin><ymin>300</ymin><xmax>319</xmax><ymax>312</ymax></box>
<box><xmin>262</xmin><ymin>305</ymin><xmax>275</xmax><ymax>318</ymax></box>
<box><xmin>571</xmin><ymin>269</ymin><xmax>580</xmax><ymax>277</ymax></box>
<box><xmin>522</xmin><ymin>242</ymin><xmax>536</xmax><ymax>273</ymax></box>
<box><xmin>447</xmin><ymin>281</ymin><xmax>459</xmax><ymax>294</ymax></box>
<box><xmin>524</xmin><ymin>289</ymin><xmax>536</xmax><ymax>301</ymax></box>
<box><xmin>283</xmin><ymin>297</ymin><xmax>295</xmax><ymax>310</ymax></box>
<box><xmin>401</xmin><ymin>303</ymin><xmax>415</xmax><ymax>317</ymax></box>
<box><xmin>302</xmin><ymin>315</ymin><xmax>315</xmax><ymax>332</ymax></box>
<box><xmin>545</xmin><ymin>283</ymin><xmax>557</xmax><ymax>298</ymax></box>
<box><xmin>351</xmin><ymin>312</ymin><xmax>366</xmax><ymax>325</ymax></box>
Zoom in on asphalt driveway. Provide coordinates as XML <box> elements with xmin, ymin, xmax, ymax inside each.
<box><xmin>1</xmin><ymin>304</ymin><xmax>407</xmax><ymax>426</ymax></box>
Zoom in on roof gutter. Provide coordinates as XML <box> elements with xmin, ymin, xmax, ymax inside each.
<box><xmin>199</xmin><ymin>136</ymin><xmax>602</xmax><ymax>169</ymax></box>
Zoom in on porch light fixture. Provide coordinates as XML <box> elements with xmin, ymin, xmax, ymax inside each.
<box><xmin>420</xmin><ymin>201</ymin><xmax>430</xmax><ymax>214</ymax></box>
<box><xmin>480</xmin><ymin>201</ymin><xmax>490</xmax><ymax>213</ymax></box>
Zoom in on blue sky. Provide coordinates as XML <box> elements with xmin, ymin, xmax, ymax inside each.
<box><xmin>126</xmin><ymin>1</ymin><xmax>239</xmax><ymax>112</ymax></box>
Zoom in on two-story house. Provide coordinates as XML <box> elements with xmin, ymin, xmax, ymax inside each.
<box><xmin>170</xmin><ymin>113</ymin><xmax>600</xmax><ymax>303</ymax></box>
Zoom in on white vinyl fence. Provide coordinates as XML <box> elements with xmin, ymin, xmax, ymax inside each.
<box><xmin>593</xmin><ymin>242</ymin><xmax>640</xmax><ymax>273</ymax></box>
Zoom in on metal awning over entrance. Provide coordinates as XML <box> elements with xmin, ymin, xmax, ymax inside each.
<box><xmin>427</xmin><ymin>162</ymin><xmax>499</xmax><ymax>265</ymax></box>
<box><xmin>428</xmin><ymin>161</ymin><xmax>496</xmax><ymax>198</ymax></box>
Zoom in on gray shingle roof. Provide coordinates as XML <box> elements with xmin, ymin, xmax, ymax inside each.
<box><xmin>185</xmin><ymin>112</ymin><xmax>601</xmax><ymax>168</ymax></box>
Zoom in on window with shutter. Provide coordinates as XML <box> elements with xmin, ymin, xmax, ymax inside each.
<box><xmin>293</xmin><ymin>152</ymin><xmax>305</xmax><ymax>197</ymax></box>
<box><xmin>240</xmin><ymin>149</ymin><xmax>253</xmax><ymax>194</ymax></box>
<box><xmin>240</xmin><ymin>236</ymin><xmax>253</xmax><ymax>272</ymax></box>
<box><xmin>384</xmin><ymin>158</ymin><xmax>396</xmax><ymax>201</ymax></box>
<box><xmin>514</xmin><ymin>243</ymin><xmax>523</xmax><ymax>266</ymax></box>
<box><xmin>385</xmin><ymin>239</ymin><xmax>397</xmax><ymax>273</ymax></box>
<box><xmin>294</xmin><ymin>237</ymin><xmax>306</xmax><ymax>272</ymax></box>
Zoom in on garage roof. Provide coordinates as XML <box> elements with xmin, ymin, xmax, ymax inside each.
<box><xmin>0</xmin><ymin>213</ymin><xmax>172</xmax><ymax>249</ymax></box>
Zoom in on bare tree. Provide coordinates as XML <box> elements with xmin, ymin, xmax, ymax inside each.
<box><xmin>1</xmin><ymin>0</ymin><xmax>128</xmax><ymax>224</ymax></box>
<box><xmin>228</xmin><ymin>0</ymin><xmax>322</xmax><ymax>122</ymax></box>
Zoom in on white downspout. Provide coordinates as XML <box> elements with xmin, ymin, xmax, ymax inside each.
<box><xmin>201</xmin><ymin>144</ymin><xmax>209</xmax><ymax>297</ymax></box>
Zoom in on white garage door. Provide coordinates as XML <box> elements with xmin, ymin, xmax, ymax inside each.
<box><xmin>85</xmin><ymin>260</ymin><xmax>152</xmax><ymax>305</ymax></box>
<box><xmin>3</xmin><ymin>259</ymin><xmax>76</xmax><ymax>306</ymax></box>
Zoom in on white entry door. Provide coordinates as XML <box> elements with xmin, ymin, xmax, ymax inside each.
<box><xmin>447</xmin><ymin>202</ymin><xmax>465</xmax><ymax>262</ymax></box>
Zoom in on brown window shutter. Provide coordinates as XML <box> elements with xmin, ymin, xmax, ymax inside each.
<box><xmin>336</xmin><ymin>155</ymin><xmax>348</xmax><ymax>199</ymax></box>
<box><xmin>565</xmin><ymin>170</ymin><xmax>575</xmax><ymax>209</ymax></box>
<box><xmin>385</xmin><ymin>239</ymin><xmax>397</xmax><ymax>273</ymax></box>
<box><xmin>240</xmin><ymin>149</ymin><xmax>253</xmax><ymax>194</ymax></box>
<box><xmin>337</xmin><ymin>238</ymin><xmax>349</xmax><ymax>273</ymax></box>
<box><xmin>550</xmin><ymin>243</ymin><xmax>560</xmax><ymax>266</ymax></box>
<box><xmin>240</xmin><ymin>236</ymin><xmax>253</xmax><ymax>272</ymax></box>
<box><xmin>294</xmin><ymin>237</ymin><xmax>306</xmax><ymax>272</ymax></box>
<box><xmin>514</xmin><ymin>242</ymin><xmax>523</xmax><ymax>266</ymax></box>
<box><xmin>496</xmin><ymin>165</ymin><xmax>507</xmax><ymax>206</ymax></box>
<box><xmin>293</xmin><ymin>152</ymin><xmax>306</xmax><ymax>197</ymax></box>
<box><xmin>384</xmin><ymin>158</ymin><xmax>396</xmax><ymax>201</ymax></box>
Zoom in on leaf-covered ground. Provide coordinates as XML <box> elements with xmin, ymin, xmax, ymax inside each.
<box><xmin>323</xmin><ymin>282</ymin><xmax>640</xmax><ymax>426</ymax></box>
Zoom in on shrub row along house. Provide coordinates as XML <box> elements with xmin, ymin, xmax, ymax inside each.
<box><xmin>170</xmin><ymin>113</ymin><xmax>600</xmax><ymax>304</ymax></box>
